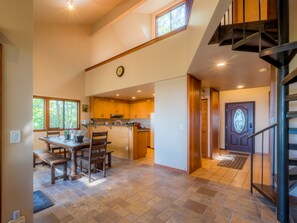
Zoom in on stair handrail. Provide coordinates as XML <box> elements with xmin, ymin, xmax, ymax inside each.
<box><xmin>248</xmin><ymin>122</ymin><xmax>277</xmax><ymax>195</ymax></box>
<box><xmin>248</xmin><ymin>123</ymin><xmax>277</xmax><ymax>139</ymax></box>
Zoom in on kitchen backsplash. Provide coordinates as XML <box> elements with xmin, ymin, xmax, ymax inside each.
<box><xmin>87</xmin><ymin>118</ymin><xmax>151</xmax><ymax>128</ymax></box>
<box><xmin>130</xmin><ymin>118</ymin><xmax>150</xmax><ymax>128</ymax></box>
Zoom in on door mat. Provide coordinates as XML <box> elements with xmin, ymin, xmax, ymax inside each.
<box><xmin>228</xmin><ymin>151</ymin><xmax>250</xmax><ymax>157</ymax></box>
<box><xmin>217</xmin><ymin>154</ymin><xmax>248</xmax><ymax>170</ymax></box>
<box><xmin>33</xmin><ymin>190</ymin><xmax>54</xmax><ymax>213</ymax></box>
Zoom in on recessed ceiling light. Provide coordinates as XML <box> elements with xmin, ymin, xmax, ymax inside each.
<box><xmin>237</xmin><ymin>85</ymin><xmax>244</xmax><ymax>89</ymax></box>
<box><xmin>137</xmin><ymin>90</ymin><xmax>142</xmax><ymax>93</ymax></box>
<box><xmin>116</xmin><ymin>94</ymin><xmax>120</xmax><ymax>97</ymax></box>
<box><xmin>153</xmin><ymin>93</ymin><xmax>155</xmax><ymax>96</ymax></box>
<box><xmin>217</xmin><ymin>62</ymin><xmax>226</xmax><ymax>67</ymax></box>
<box><xmin>259</xmin><ymin>68</ymin><xmax>268</xmax><ymax>73</ymax></box>
<box><xmin>66</xmin><ymin>0</ymin><xmax>74</xmax><ymax>10</ymax></box>
<box><xmin>68</xmin><ymin>4</ymin><xmax>74</xmax><ymax>10</ymax></box>
<box><xmin>132</xmin><ymin>96</ymin><xmax>136</xmax><ymax>100</ymax></box>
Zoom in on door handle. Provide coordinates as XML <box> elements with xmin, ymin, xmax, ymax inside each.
<box><xmin>249</xmin><ymin>123</ymin><xmax>253</xmax><ymax>130</ymax></box>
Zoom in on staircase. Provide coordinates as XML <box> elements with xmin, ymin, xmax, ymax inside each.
<box><xmin>210</xmin><ymin>0</ymin><xmax>297</xmax><ymax>222</ymax></box>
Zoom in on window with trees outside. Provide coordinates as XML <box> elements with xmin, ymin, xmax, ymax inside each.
<box><xmin>156</xmin><ymin>1</ymin><xmax>186</xmax><ymax>37</ymax></box>
<box><xmin>33</xmin><ymin>96</ymin><xmax>80</xmax><ymax>131</ymax></box>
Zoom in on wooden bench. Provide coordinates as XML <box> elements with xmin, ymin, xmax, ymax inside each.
<box><xmin>33</xmin><ymin>149</ymin><xmax>68</xmax><ymax>184</ymax></box>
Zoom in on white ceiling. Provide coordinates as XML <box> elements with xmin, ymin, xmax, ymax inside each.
<box><xmin>192</xmin><ymin>44</ymin><xmax>270</xmax><ymax>91</ymax></box>
<box><xmin>94</xmin><ymin>83</ymin><xmax>155</xmax><ymax>101</ymax></box>
<box><xmin>34</xmin><ymin>0</ymin><xmax>125</xmax><ymax>24</ymax></box>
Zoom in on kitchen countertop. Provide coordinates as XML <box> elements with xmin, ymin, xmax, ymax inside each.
<box><xmin>137</xmin><ymin>128</ymin><xmax>150</xmax><ymax>132</ymax></box>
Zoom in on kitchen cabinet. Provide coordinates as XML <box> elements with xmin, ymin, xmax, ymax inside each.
<box><xmin>90</xmin><ymin>97</ymin><xmax>154</xmax><ymax>119</ymax></box>
<box><xmin>136</xmin><ymin>131</ymin><xmax>148</xmax><ymax>158</ymax></box>
<box><xmin>130</xmin><ymin>99</ymin><xmax>154</xmax><ymax>118</ymax></box>
<box><xmin>90</xmin><ymin>97</ymin><xmax>129</xmax><ymax>118</ymax></box>
<box><xmin>147</xmin><ymin>132</ymin><xmax>151</xmax><ymax>148</ymax></box>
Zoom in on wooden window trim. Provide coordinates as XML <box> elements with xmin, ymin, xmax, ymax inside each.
<box><xmin>155</xmin><ymin>1</ymin><xmax>186</xmax><ymax>37</ymax></box>
<box><xmin>33</xmin><ymin>95</ymin><xmax>81</xmax><ymax>132</ymax></box>
<box><xmin>85</xmin><ymin>0</ymin><xmax>193</xmax><ymax>72</ymax></box>
<box><xmin>156</xmin><ymin>1</ymin><xmax>186</xmax><ymax>19</ymax></box>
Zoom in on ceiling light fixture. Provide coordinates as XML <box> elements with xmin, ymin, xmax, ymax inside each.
<box><xmin>132</xmin><ymin>96</ymin><xmax>136</xmax><ymax>100</ymax></box>
<box><xmin>217</xmin><ymin>62</ymin><xmax>226</xmax><ymax>67</ymax></box>
<box><xmin>66</xmin><ymin>0</ymin><xmax>74</xmax><ymax>10</ymax></box>
<box><xmin>237</xmin><ymin>85</ymin><xmax>244</xmax><ymax>89</ymax></box>
<box><xmin>137</xmin><ymin>90</ymin><xmax>142</xmax><ymax>93</ymax></box>
<box><xmin>116</xmin><ymin>94</ymin><xmax>120</xmax><ymax>97</ymax></box>
<box><xmin>259</xmin><ymin>68</ymin><xmax>268</xmax><ymax>73</ymax></box>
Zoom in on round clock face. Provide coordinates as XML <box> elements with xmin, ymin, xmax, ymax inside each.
<box><xmin>116</xmin><ymin>66</ymin><xmax>124</xmax><ymax>77</ymax></box>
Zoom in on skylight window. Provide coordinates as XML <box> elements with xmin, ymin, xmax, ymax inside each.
<box><xmin>156</xmin><ymin>2</ymin><xmax>186</xmax><ymax>37</ymax></box>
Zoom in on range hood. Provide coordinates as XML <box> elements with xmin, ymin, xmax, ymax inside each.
<box><xmin>110</xmin><ymin>114</ymin><xmax>124</xmax><ymax>118</ymax></box>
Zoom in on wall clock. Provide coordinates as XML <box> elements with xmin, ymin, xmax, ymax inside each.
<box><xmin>116</xmin><ymin>66</ymin><xmax>125</xmax><ymax>77</ymax></box>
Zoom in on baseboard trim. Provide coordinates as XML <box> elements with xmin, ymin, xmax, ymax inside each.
<box><xmin>154</xmin><ymin>164</ymin><xmax>187</xmax><ymax>174</ymax></box>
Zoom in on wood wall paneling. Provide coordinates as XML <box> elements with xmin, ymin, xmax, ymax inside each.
<box><xmin>0</xmin><ymin>44</ymin><xmax>2</xmax><ymax>221</ymax></box>
<box><xmin>187</xmin><ymin>75</ymin><xmax>202</xmax><ymax>173</ymax></box>
<box><xmin>201</xmin><ymin>99</ymin><xmax>208</xmax><ymax>158</ymax></box>
<box><xmin>210</xmin><ymin>88</ymin><xmax>219</xmax><ymax>159</ymax></box>
<box><xmin>234</xmin><ymin>0</ymin><xmax>268</xmax><ymax>23</ymax></box>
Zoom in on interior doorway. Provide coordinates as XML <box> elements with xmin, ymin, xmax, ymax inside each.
<box><xmin>225</xmin><ymin>102</ymin><xmax>255</xmax><ymax>152</ymax></box>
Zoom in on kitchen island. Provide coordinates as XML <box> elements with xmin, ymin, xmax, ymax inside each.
<box><xmin>89</xmin><ymin>124</ymin><xmax>149</xmax><ymax>160</ymax></box>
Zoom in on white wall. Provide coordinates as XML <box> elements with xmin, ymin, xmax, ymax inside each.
<box><xmin>220</xmin><ymin>86</ymin><xmax>270</xmax><ymax>153</ymax></box>
<box><xmin>33</xmin><ymin>23</ymin><xmax>91</xmax><ymax>149</ymax></box>
<box><xmin>90</xmin><ymin>12</ymin><xmax>151</xmax><ymax>66</ymax></box>
<box><xmin>154</xmin><ymin>77</ymin><xmax>188</xmax><ymax>171</ymax></box>
<box><xmin>0</xmin><ymin>0</ymin><xmax>33</xmax><ymax>222</ymax></box>
<box><xmin>86</xmin><ymin>0</ymin><xmax>221</xmax><ymax>96</ymax></box>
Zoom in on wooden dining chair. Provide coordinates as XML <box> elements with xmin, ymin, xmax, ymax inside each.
<box><xmin>79</xmin><ymin>131</ymin><xmax>108</xmax><ymax>182</ymax></box>
<box><xmin>46</xmin><ymin>127</ymin><xmax>67</xmax><ymax>158</ymax></box>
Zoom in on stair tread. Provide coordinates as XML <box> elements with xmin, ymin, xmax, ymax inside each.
<box><xmin>283</xmin><ymin>67</ymin><xmax>297</xmax><ymax>85</ymax></box>
<box><xmin>289</xmin><ymin>128</ymin><xmax>297</xmax><ymax>134</ymax></box>
<box><xmin>260</xmin><ymin>41</ymin><xmax>297</xmax><ymax>68</ymax></box>
<box><xmin>286</xmin><ymin>93</ymin><xmax>297</xmax><ymax>101</ymax></box>
<box><xmin>289</xmin><ymin>143</ymin><xmax>297</xmax><ymax>150</ymax></box>
<box><xmin>209</xmin><ymin>19</ymin><xmax>277</xmax><ymax>45</ymax></box>
<box><xmin>287</xmin><ymin>111</ymin><xmax>297</xmax><ymax>118</ymax></box>
<box><xmin>252</xmin><ymin>183</ymin><xmax>276</xmax><ymax>204</ymax></box>
<box><xmin>289</xmin><ymin>167</ymin><xmax>297</xmax><ymax>180</ymax></box>
<box><xmin>232</xmin><ymin>32</ymin><xmax>277</xmax><ymax>52</ymax></box>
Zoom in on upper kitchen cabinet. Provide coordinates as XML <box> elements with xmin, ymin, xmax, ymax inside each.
<box><xmin>90</xmin><ymin>97</ymin><xmax>130</xmax><ymax>118</ymax></box>
<box><xmin>130</xmin><ymin>99</ymin><xmax>154</xmax><ymax>119</ymax></box>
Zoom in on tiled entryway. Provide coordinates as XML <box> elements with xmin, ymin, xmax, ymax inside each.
<box><xmin>33</xmin><ymin>149</ymin><xmax>279</xmax><ymax>223</ymax></box>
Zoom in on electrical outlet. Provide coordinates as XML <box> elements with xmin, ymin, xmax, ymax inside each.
<box><xmin>12</xmin><ymin>210</ymin><xmax>20</xmax><ymax>220</ymax></box>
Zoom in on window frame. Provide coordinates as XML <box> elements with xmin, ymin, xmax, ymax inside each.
<box><xmin>33</xmin><ymin>95</ymin><xmax>81</xmax><ymax>132</ymax></box>
<box><xmin>155</xmin><ymin>1</ymin><xmax>186</xmax><ymax>37</ymax></box>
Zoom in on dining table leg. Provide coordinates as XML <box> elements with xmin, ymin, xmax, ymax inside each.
<box><xmin>69</xmin><ymin>149</ymin><xmax>81</xmax><ymax>180</ymax></box>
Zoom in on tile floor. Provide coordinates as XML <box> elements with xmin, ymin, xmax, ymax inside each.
<box><xmin>33</xmin><ymin>149</ymin><xmax>280</xmax><ymax>223</ymax></box>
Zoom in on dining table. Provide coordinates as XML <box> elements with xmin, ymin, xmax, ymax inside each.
<box><xmin>39</xmin><ymin>136</ymin><xmax>112</xmax><ymax>180</ymax></box>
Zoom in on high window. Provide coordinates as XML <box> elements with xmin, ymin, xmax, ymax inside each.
<box><xmin>156</xmin><ymin>2</ymin><xmax>186</xmax><ymax>37</ymax></box>
<box><xmin>33</xmin><ymin>96</ymin><xmax>80</xmax><ymax>131</ymax></box>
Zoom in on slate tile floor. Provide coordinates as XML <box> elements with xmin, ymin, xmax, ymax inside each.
<box><xmin>33</xmin><ymin>150</ymin><xmax>281</xmax><ymax>223</ymax></box>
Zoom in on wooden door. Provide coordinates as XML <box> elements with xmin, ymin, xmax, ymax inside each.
<box><xmin>0</xmin><ymin>44</ymin><xmax>2</xmax><ymax>220</ymax></box>
<box><xmin>210</xmin><ymin>88</ymin><xmax>219</xmax><ymax>158</ymax></box>
<box><xmin>201</xmin><ymin>99</ymin><xmax>208</xmax><ymax>158</ymax></box>
<box><xmin>187</xmin><ymin>75</ymin><xmax>201</xmax><ymax>173</ymax></box>
<box><xmin>225</xmin><ymin>102</ymin><xmax>255</xmax><ymax>152</ymax></box>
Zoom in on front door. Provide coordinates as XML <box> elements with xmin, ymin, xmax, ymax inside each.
<box><xmin>225</xmin><ymin>102</ymin><xmax>255</xmax><ymax>152</ymax></box>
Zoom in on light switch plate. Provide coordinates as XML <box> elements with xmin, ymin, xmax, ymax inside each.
<box><xmin>10</xmin><ymin>130</ymin><xmax>21</xmax><ymax>144</ymax></box>
<box><xmin>12</xmin><ymin>210</ymin><xmax>20</xmax><ymax>220</ymax></box>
